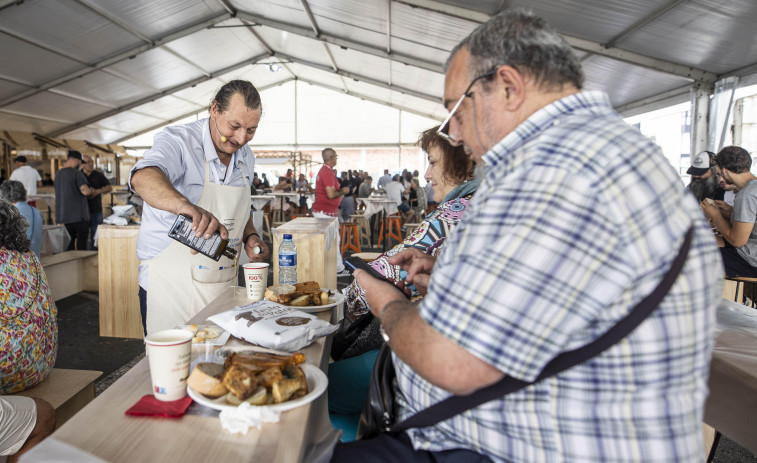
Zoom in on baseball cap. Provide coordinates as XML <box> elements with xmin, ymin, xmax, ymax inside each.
<box><xmin>686</xmin><ymin>151</ymin><xmax>714</xmax><ymax>176</ymax></box>
<box><xmin>13</xmin><ymin>155</ymin><xmax>27</xmax><ymax>163</ymax></box>
<box><xmin>67</xmin><ymin>150</ymin><xmax>83</xmax><ymax>161</ymax></box>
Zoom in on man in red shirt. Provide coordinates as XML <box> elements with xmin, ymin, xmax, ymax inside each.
<box><xmin>312</xmin><ymin>148</ymin><xmax>349</xmax><ymax>274</ymax></box>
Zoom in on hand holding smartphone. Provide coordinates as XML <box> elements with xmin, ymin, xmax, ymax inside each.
<box><xmin>344</xmin><ymin>256</ymin><xmax>411</xmax><ymax>299</ymax></box>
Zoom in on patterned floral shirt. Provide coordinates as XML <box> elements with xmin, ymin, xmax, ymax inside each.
<box><xmin>343</xmin><ymin>191</ymin><xmax>475</xmax><ymax>321</ymax></box>
<box><xmin>0</xmin><ymin>248</ymin><xmax>58</xmax><ymax>394</ymax></box>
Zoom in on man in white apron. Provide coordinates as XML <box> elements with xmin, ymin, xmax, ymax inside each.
<box><xmin>129</xmin><ymin>80</ymin><xmax>269</xmax><ymax>335</ymax></box>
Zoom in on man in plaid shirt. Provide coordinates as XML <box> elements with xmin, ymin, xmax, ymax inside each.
<box><xmin>332</xmin><ymin>9</ymin><xmax>722</xmax><ymax>463</ymax></box>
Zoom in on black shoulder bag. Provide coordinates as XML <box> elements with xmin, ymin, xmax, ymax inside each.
<box><xmin>358</xmin><ymin>226</ymin><xmax>694</xmax><ymax>439</ymax></box>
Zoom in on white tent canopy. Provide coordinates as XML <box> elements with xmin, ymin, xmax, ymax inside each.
<box><xmin>2</xmin><ymin>0</ymin><xmax>757</xmax><ymax>147</ymax></box>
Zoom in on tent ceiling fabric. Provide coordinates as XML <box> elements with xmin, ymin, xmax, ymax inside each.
<box><xmin>1</xmin><ymin>0</ymin><xmax>757</xmax><ymax>145</ymax></box>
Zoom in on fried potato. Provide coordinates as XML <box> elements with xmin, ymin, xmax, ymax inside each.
<box><xmin>289</xmin><ymin>294</ymin><xmax>312</xmax><ymax>307</ymax></box>
<box><xmin>257</xmin><ymin>366</ymin><xmax>284</xmax><ymax>390</ymax></box>
<box><xmin>272</xmin><ymin>378</ymin><xmax>303</xmax><ymax>403</ymax></box>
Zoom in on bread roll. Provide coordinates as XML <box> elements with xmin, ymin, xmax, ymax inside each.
<box><xmin>187</xmin><ymin>363</ymin><xmax>227</xmax><ymax>398</ymax></box>
<box><xmin>264</xmin><ymin>284</ymin><xmax>297</xmax><ymax>303</ymax></box>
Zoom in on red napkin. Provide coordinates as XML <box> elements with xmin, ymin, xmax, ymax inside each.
<box><xmin>125</xmin><ymin>394</ymin><xmax>193</xmax><ymax>418</ymax></box>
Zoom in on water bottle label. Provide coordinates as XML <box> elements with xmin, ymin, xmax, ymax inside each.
<box><xmin>279</xmin><ymin>253</ymin><xmax>297</xmax><ymax>267</ymax></box>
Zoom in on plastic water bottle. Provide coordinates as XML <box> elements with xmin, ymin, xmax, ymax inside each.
<box><xmin>278</xmin><ymin>234</ymin><xmax>297</xmax><ymax>285</ymax></box>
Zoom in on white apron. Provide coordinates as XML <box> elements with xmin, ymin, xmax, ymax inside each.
<box><xmin>145</xmin><ymin>159</ymin><xmax>250</xmax><ymax>334</ymax></box>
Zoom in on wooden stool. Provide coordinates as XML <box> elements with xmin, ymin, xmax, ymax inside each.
<box><xmin>341</xmin><ymin>223</ymin><xmax>361</xmax><ymax>254</ymax></box>
<box><xmin>272</xmin><ymin>209</ymin><xmax>284</xmax><ymax>223</ymax></box>
<box><xmin>724</xmin><ymin>276</ymin><xmax>757</xmax><ymax>307</ymax></box>
<box><xmin>261</xmin><ymin>214</ymin><xmax>272</xmax><ymax>242</ymax></box>
<box><xmin>350</xmin><ymin>214</ymin><xmax>372</xmax><ymax>248</ymax></box>
<box><xmin>378</xmin><ymin>215</ymin><xmax>402</xmax><ymax>248</ymax></box>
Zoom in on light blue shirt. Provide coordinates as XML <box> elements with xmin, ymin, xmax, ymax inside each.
<box><xmin>14</xmin><ymin>201</ymin><xmax>42</xmax><ymax>257</ymax></box>
<box><xmin>129</xmin><ymin>118</ymin><xmax>255</xmax><ymax>288</ymax></box>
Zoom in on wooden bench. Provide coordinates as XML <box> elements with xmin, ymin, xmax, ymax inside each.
<box><xmin>40</xmin><ymin>251</ymin><xmax>98</xmax><ymax>301</ymax></box>
<box><xmin>12</xmin><ymin>369</ymin><xmax>102</xmax><ymax>428</ymax></box>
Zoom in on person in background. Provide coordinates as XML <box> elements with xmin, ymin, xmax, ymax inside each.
<box><xmin>41</xmin><ymin>173</ymin><xmax>54</xmax><ymax>186</ymax></box>
<box><xmin>81</xmin><ymin>155</ymin><xmax>113</xmax><ymax>250</ymax></box>
<box><xmin>339</xmin><ymin>171</ymin><xmax>356</xmax><ymax>222</ymax></box>
<box><xmin>0</xmin><ymin>169</ymin><xmax>7</xmax><ymax>186</ymax></box>
<box><xmin>9</xmin><ymin>156</ymin><xmax>42</xmax><ymax>197</ymax></box>
<box><xmin>312</xmin><ymin>148</ymin><xmax>349</xmax><ymax>275</ymax></box>
<box><xmin>424</xmin><ymin>179</ymin><xmax>436</xmax><ymax>210</ymax></box>
<box><xmin>55</xmin><ymin>150</ymin><xmax>93</xmax><ymax>251</ymax></box>
<box><xmin>0</xmin><ymin>200</ymin><xmax>57</xmax><ymax>462</ymax></box>
<box><xmin>376</xmin><ymin>169</ymin><xmax>391</xmax><ymax>190</ymax></box>
<box><xmin>250</xmin><ymin>175</ymin><xmax>262</xmax><ymax>195</ymax></box>
<box><xmin>358</xmin><ymin>176</ymin><xmax>373</xmax><ymax>198</ymax></box>
<box><xmin>702</xmin><ymin>145</ymin><xmax>757</xmax><ymax>277</ymax></box>
<box><xmin>273</xmin><ymin>176</ymin><xmax>295</xmax><ymax>221</ymax></box>
<box><xmin>329</xmin><ymin>126</ymin><xmax>477</xmax><ymax>441</ymax></box>
<box><xmin>333</xmin><ymin>9</ymin><xmax>720</xmax><ymax>461</ymax></box>
<box><xmin>384</xmin><ymin>174</ymin><xmax>404</xmax><ymax>210</ymax></box>
<box><xmin>261</xmin><ymin>173</ymin><xmax>270</xmax><ymax>189</ymax></box>
<box><xmin>686</xmin><ymin>151</ymin><xmax>724</xmax><ymax>202</ymax></box>
<box><xmin>296</xmin><ymin>173</ymin><xmax>313</xmax><ymax>210</ymax></box>
<box><xmin>0</xmin><ymin>181</ymin><xmax>42</xmax><ymax>257</ymax></box>
<box><xmin>129</xmin><ymin>80</ymin><xmax>268</xmax><ymax>335</ymax></box>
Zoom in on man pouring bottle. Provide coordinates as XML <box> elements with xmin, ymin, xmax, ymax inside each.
<box><xmin>129</xmin><ymin>80</ymin><xmax>269</xmax><ymax>335</ymax></box>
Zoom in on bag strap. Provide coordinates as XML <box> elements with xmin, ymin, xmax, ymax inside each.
<box><xmin>391</xmin><ymin>225</ymin><xmax>694</xmax><ymax>433</ymax></box>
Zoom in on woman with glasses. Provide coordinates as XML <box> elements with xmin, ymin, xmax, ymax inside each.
<box><xmin>327</xmin><ymin>126</ymin><xmax>479</xmax><ymax>441</ymax></box>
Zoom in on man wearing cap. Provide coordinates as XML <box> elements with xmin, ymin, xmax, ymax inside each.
<box><xmin>54</xmin><ymin>150</ymin><xmax>93</xmax><ymax>251</ymax></box>
<box><xmin>686</xmin><ymin>150</ymin><xmax>724</xmax><ymax>202</ymax></box>
<box><xmin>9</xmin><ymin>156</ymin><xmax>42</xmax><ymax>197</ymax></box>
<box><xmin>702</xmin><ymin>146</ymin><xmax>757</xmax><ymax>277</ymax></box>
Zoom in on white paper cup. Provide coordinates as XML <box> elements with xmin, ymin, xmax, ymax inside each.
<box><xmin>145</xmin><ymin>329</ymin><xmax>193</xmax><ymax>402</ymax></box>
<box><xmin>243</xmin><ymin>262</ymin><xmax>269</xmax><ymax>301</ymax></box>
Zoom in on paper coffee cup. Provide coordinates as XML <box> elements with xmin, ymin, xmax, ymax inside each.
<box><xmin>243</xmin><ymin>262</ymin><xmax>269</xmax><ymax>301</ymax></box>
<box><xmin>145</xmin><ymin>329</ymin><xmax>193</xmax><ymax>402</ymax></box>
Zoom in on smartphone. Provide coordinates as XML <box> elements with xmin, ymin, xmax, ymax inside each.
<box><xmin>344</xmin><ymin>256</ymin><xmax>411</xmax><ymax>299</ymax></box>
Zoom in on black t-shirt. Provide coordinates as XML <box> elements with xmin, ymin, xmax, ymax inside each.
<box><xmin>55</xmin><ymin>167</ymin><xmax>90</xmax><ymax>224</ymax></box>
<box><xmin>84</xmin><ymin>169</ymin><xmax>111</xmax><ymax>213</ymax></box>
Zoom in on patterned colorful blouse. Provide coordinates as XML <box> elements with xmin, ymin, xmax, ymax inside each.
<box><xmin>344</xmin><ymin>192</ymin><xmax>474</xmax><ymax>321</ymax></box>
<box><xmin>0</xmin><ymin>248</ymin><xmax>58</xmax><ymax>394</ymax></box>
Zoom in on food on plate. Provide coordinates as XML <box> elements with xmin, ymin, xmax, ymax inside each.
<box><xmin>187</xmin><ymin>362</ymin><xmax>227</xmax><ymax>398</ymax></box>
<box><xmin>192</xmin><ymin>325</ymin><xmax>222</xmax><ymax>343</ymax></box>
<box><xmin>224</xmin><ymin>351</ymin><xmax>306</xmax><ymax>372</ymax></box>
<box><xmin>264</xmin><ymin>281</ymin><xmax>332</xmax><ymax>306</ymax></box>
<box><xmin>222</xmin><ymin>365</ymin><xmax>259</xmax><ymax>400</ymax></box>
<box><xmin>189</xmin><ymin>352</ymin><xmax>309</xmax><ymax>406</ymax></box>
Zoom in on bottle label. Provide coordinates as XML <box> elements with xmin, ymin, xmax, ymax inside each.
<box><xmin>279</xmin><ymin>253</ymin><xmax>297</xmax><ymax>267</ymax></box>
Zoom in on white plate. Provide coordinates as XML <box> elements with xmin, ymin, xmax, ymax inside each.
<box><xmin>187</xmin><ymin>363</ymin><xmax>327</xmax><ymax>413</ymax></box>
<box><xmin>175</xmin><ymin>324</ymin><xmax>231</xmax><ymax>346</ymax></box>
<box><xmin>284</xmin><ymin>290</ymin><xmax>344</xmax><ymax>313</ymax></box>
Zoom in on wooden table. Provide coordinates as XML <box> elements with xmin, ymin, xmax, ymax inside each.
<box><xmin>24</xmin><ymin>286</ymin><xmax>341</xmax><ymax>462</ymax></box>
<box><xmin>98</xmin><ymin>224</ymin><xmax>143</xmax><ymax>339</ymax></box>
<box><xmin>704</xmin><ymin>298</ymin><xmax>757</xmax><ymax>455</ymax></box>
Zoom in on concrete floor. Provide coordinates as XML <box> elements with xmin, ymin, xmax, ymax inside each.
<box><xmin>51</xmin><ymin>240</ymin><xmax>756</xmax><ymax>462</ymax></box>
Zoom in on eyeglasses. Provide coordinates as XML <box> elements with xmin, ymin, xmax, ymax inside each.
<box><xmin>437</xmin><ymin>67</ymin><xmax>498</xmax><ymax>145</ymax></box>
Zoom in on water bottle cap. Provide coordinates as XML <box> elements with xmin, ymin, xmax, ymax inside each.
<box><xmin>283</xmin><ymin>234</ymin><xmax>292</xmax><ymax>240</ymax></box>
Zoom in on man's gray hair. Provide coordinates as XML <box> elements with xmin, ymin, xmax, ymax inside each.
<box><xmin>446</xmin><ymin>9</ymin><xmax>584</xmax><ymax>91</ymax></box>
<box><xmin>0</xmin><ymin>180</ymin><xmax>27</xmax><ymax>203</ymax></box>
<box><xmin>322</xmin><ymin>148</ymin><xmax>336</xmax><ymax>162</ymax></box>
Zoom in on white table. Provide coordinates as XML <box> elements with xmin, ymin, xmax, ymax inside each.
<box><xmin>250</xmin><ymin>194</ymin><xmax>275</xmax><ymax>234</ymax></box>
<box><xmin>357</xmin><ymin>197</ymin><xmax>398</xmax><ymax>219</ymax></box>
<box><xmin>41</xmin><ymin>224</ymin><xmax>70</xmax><ymax>254</ymax></box>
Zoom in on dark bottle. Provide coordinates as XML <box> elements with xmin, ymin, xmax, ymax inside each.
<box><xmin>167</xmin><ymin>214</ymin><xmax>237</xmax><ymax>261</ymax></box>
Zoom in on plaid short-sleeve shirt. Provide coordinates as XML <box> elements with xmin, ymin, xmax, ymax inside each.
<box><xmin>394</xmin><ymin>91</ymin><xmax>723</xmax><ymax>462</ymax></box>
